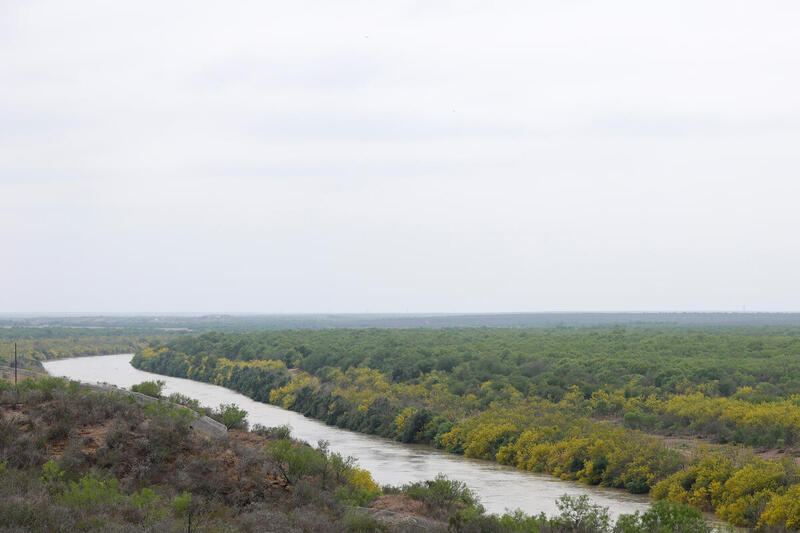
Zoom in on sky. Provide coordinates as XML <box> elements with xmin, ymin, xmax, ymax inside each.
<box><xmin>1</xmin><ymin>1</ymin><xmax>800</xmax><ymax>313</ymax></box>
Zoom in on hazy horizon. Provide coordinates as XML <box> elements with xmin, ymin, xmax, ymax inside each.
<box><xmin>3</xmin><ymin>310</ymin><xmax>800</xmax><ymax>317</ymax></box>
<box><xmin>3</xmin><ymin>1</ymin><xmax>799</xmax><ymax>313</ymax></box>
<box><xmin>4</xmin><ymin>310</ymin><xmax>800</xmax><ymax>314</ymax></box>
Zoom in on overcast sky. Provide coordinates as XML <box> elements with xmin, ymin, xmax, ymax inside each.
<box><xmin>2</xmin><ymin>1</ymin><xmax>799</xmax><ymax>313</ymax></box>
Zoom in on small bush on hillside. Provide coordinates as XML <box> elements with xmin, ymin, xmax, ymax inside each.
<box><xmin>213</xmin><ymin>403</ymin><xmax>248</xmax><ymax>430</ymax></box>
<box><xmin>266</xmin><ymin>438</ymin><xmax>322</xmax><ymax>484</ymax></box>
<box><xmin>340</xmin><ymin>510</ymin><xmax>388</xmax><ymax>532</ymax></box>
<box><xmin>45</xmin><ymin>419</ymin><xmax>72</xmax><ymax>442</ymax></box>
<box><xmin>252</xmin><ymin>423</ymin><xmax>292</xmax><ymax>439</ymax></box>
<box><xmin>550</xmin><ymin>495</ymin><xmax>612</xmax><ymax>533</ymax></box>
<box><xmin>59</xmin><ymin>473</ymin><xmax>124</xmax><ymax>510</ymax></box>
<box><xmin>167</xmin><ymin>392</ymin><xmax>215</xmax><ymax>417</ymax></box>
<box><xmin>142</xmin><ymin>401</ymin><xmax>195</xmax><ymax>424</ymax></box>
<box><xmin>130</xmin><ymin>380</ymin><xmax>165</xmax><ymax>398</ymax></box>
<box><xmin>6</xmin><ymin>433</ymin><xmax>45</xmax><ymax>468</ymax></box>
<box><xmin>335</xmin><ymin>485</ymin><xmax>380</xmax><ymax>507</ymax></box>
<box><xmin>57</xmin><ymin>439</ymin><xmax>87</xmax><ymax>476</ymax></box>
<box><xmin>19</xmin><ymin>377</ymin><xmax>67</xmax><ymax>399</ymax></box>
<box><xmin>391</xmin><ymin>474</ymin><xmax>479</xmax><ymax>520</ymax></box>
<box><xmin>143</xmin><ymin>410</ymin><xmax>192</xmax><ymax>464</ymax></box>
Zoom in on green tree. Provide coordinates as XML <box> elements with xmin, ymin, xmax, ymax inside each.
<box><xmin>266</xmin><ymin>438</ymin><xmax>322</xmax><ymax>484</ymax></box>
<box><xmin>214</xmin><ymin>403</ymin><xmax>248</xmax><ymax>430</ymax></box>
<box><xmin>172</xmin><ymin>490</ymin><xmax>195</xmax><ymax>533</ymax></box>
<box><xmin>131</xmin><ymin>380</ymin><xmax>165</xmax><ymax>398</ymax></box>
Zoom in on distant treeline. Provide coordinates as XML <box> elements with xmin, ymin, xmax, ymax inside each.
<box><xmin>134</xmin><ymin>327</ymin><xmax>800</xmax><ymax>397</ymax></box>
<box><xmin>7</xmin><ymin>312</ymin><xmax>800</xmax><ymax>332</ymax></box>
<box><xmin>0</xmin><ymin>327</ymin><xmax>179</xmax><ymax>368</ymax></box>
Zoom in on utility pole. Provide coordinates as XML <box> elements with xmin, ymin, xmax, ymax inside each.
<box><xmin>14</xmin><ymin>342</ymin><xmax>19</xmax><ymax>401</ymax></box>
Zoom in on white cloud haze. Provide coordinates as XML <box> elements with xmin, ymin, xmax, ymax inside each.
<box><xmin>2</xmin><ymin>0</ymin><xmax>799</xmax><ymax>312</ymax></box>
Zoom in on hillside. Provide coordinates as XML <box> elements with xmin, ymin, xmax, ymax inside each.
<box><xmin>0</xmin><ymin>375</ymin><xmax>719</xmax><ymax>532</ymax></box>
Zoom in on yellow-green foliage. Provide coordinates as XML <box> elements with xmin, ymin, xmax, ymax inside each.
<box><xmin>138</xmin><ymin>347</ymin><xmax>168</xmax><ymax>360</ymax></box>
<box><xmin>214</xmin><ymin>358</ymin><xmax>286</xmax><ymax>385</ymax></box>
<box><xmin>331</xmin><ymin>367</ymin><xmax>391</xmax><ymax>413</ymax></box>
<box><xmin>394</xmin><ymin>371</ymin><xmax>474</xmax><ymax>418</ymax></box>
<box><xmin>347</xmin><ymin>467</ymin><xmax>381</xmax><ymax>494</ymax></box>
<box><xmin>652</xmin><ymin>452</ymin><xmax>800</xmax><ymax>528</ymax></box>
<box><xmin>658</xmin><ymin>392</ymin><xmax>800</xmax><ymax>442</ymax></box>
<box><xmin>759</xmin><ymin>484</ymin><xmax>800</xmax><ymax>530</ymax></box>
<box><xmin>583</xmin><ymin>386</ymin><xmax>800</xmax><ymax>449</ymax></box>
<box><xmin>394</xmin><ymin>407</ymin><xmax>416</xmax><ymax>436</ymax></box>
<box><xmin>440</xmin><ymin>404</ymin><xmax>683</xmax><ymax>495</ymax></box>
<box><xmin>588</xmin><ymin>389</ymin><xmax>630</xmax><ymax>416</ymax></box>
<box><xmin>269</xmin><ymin>373</ymin><xmax>320</xmax><ymax>408</ymax></box>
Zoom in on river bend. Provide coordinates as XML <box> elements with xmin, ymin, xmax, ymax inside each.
<box><xmin>43</xmin><ymin>354</ymin><xmax>651</xmax><ymax>518</ymax></box>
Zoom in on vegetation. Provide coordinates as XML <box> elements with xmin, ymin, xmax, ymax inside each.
<box><xmin>0</xmin><ymin>327</ymin><xmax>177</xmax><ymax>370</ymax></box>
<box><xmin>0</xmin><ymin>376</ymin><xmax>717</xmax><ymax>532</ymax></box>
<box><xmin>0</xmin><ymin>376</ymin><xmax>405</xmax><ymax>531</ymax></box>
<box><xmin>214</xmin><ymin>403</ymin><xmax>249</xmax><ymax>430</ymax></box>
<box><xmin>132</xmin><ymin>327</ymin><xmax>800</xmax><ymax>530</ymax></box>
<box><xmin>130</xmin><ymin>380</ymin><xmax>165</xmax><ymax>398</ymax></box>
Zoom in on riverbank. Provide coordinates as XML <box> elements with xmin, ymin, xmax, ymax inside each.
<box><xmin>44</xmin><ymin>354</ymin><xmax>654</xmax><ymax>519</ymax></box>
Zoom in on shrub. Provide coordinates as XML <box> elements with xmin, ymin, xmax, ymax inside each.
<box><xmin>45</xmin><ymin>419</ymin><xmax>72</xmax><ymax>442</ymax></box>
<box><xmin>252</xmin><ymin>423</ymin><xmax>292</xmax><ymax>439</ymax></box>
<box><xmin>0</xmin><ymin>500</ymin><xmax>74</xmax><ymax>531</ymax></box>
<box><xmin>59</xmin><ymin>473</ymin><xmax>124</xmax><ymax>509</ymax></box>
<box><xmin>336</xmin><ymin>485</ymin><xmax>379</xmax><ymax>507</ymax></box>
<box><xmin>167</xmin><ymin>392</ymin><xmax>202</xmax><ymax>411</ymax></box>
<box><xmin>0</xmin><ymin>416</ymin><xmax>21</xmax><ymax>457</ymax></box>
<box><xmin>6</xmin><ymin>433</ymin><xmax>45</xmax><ymax>468</ymax></box>
<box><xmin>340</xmin><ymin>510</ymin><xmax>388</xmax><ymax>532</ymax></box>
<box><xmin>143</xmin><ymin>401</ymin><xmax>195</xmax><ymax>424</ymax></box>
<box><xmin>450</xmin><ymin>507</ymin><xmax>508</xmax><ymax>533</ymax></box>
<box><xmin>400</xmin><ymin>474</ymin><xmax>479</xmax><ymax>519</ymax></box>
<box><xmin>614</xmin><ymin>500</ymin><xmax>712</xmax><ymax>533</ymax></box>
<box><xmin>57</xmin><ymin>439</ymin><xmax>87</xmax><ymax>476</ymax></box>
<box><xmin>126</xmin><ymin>487</ymin><xmax>168</xmax><ymax>524</ymax></box>
<box><xmin>551</xmin><ymin>495</ymin><xmax>612</xmax><ymax>533</ymax></box>
<box><xmin>621</xmin><ymin>408</ymin><xmax>659</xmax><ymax>430</ymax></box>
<box><xmin>266</xmin><ymin>438</ymin><xmax>322</xmax><ymax>484</ymax></box>
<box><xmin>624</xmin><ymin>475</ymin><xmax>650</xmax><ymax>495</ymax></box>
<box><xmin>131</xmin><ymin>380</ymin><xmax>165</xmax><ymax>398</ymax></box>
<box><xmin>214</xmin><ymin>403</ymin><xmax>249</xmax><ymax>430</ymax></box>
<box><xmin>41</xmin><ymin>459</ymin><xmax>64</xmax><ymax>485</ymax></box>
<box><xmin>760</xmin><ymin>485</ymin><xmax>800</xmax><ymax>530</ymax></box>
<box><xmin>19</xmin><ymin>377</ymin><xmax>67</xmax><ymax>399</ymax></box>
<box><xmin>237</xmin><ymin>503</ymin><xmax>293</xmax><ymax>533</ymax></box>
<box><xmin>144</xmin><ymin>410</ymin><xmax>192</xmax><ymax>463</ymax></box>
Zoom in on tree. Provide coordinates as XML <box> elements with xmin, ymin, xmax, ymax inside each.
<box><xmin>214</xmin><ymin>403</ymin><xmax>248</xmax><ymax>430</ymax></box>
<box><xmin>172</xmin><ymin>491</ymin><xmax>196</xmax><ymax>533</ymax></box>
<box><xmin>265</xmin><ymin>438</ymin><xmax>322</xmax><ymax>484</ymax></box>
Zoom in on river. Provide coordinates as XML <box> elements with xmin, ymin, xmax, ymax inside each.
<box><xmin>43</xmin><ymin>353</ymin><xmax>651</xmax><ymax>519</ymax></box>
